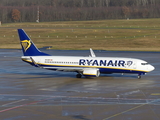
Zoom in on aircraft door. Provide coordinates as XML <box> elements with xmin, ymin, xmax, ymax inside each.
<box><xmin>132</xmin><ymin>61</ymin><xmax>136</xmax><ymax>69</ymax></box>
<box><xmin>36</xmin><ymin>58</ymin><xmax>41</xmax><ymax>65</ymax></box>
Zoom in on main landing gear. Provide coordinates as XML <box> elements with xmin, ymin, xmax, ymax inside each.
<box><xmin>76</xmin><ymin>73</ymin><xmax>82</xmax><ymax>78</ymax></box>
<box><xmin>138</xmin><ymin>74</ymin><xmax>141</xmax><ymax>79</ymax></box>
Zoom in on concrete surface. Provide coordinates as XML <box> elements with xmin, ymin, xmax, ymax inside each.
<box><xmin>0</xmin><ymin>49</ymin><xmax>160</xmax><ymax>120</ymax></box>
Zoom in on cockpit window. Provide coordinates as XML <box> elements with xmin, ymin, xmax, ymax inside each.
<box><xmin>141</xmin><ymin>63</ymin><xmax>148</xmax><ymax>65</ymax></box>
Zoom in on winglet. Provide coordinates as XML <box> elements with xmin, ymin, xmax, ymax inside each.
<box><xmin>90</xmin><ymin>48</ymin><xmax>96</xmax><ymax>57</ymax></box>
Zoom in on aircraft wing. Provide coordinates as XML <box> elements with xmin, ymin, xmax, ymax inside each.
<box><xmin>43</xmin><ymin>66</ymin><xmax>84</xmax><ymax>72</ymax></box>
<box><xmin>30</xmin><ymin>57</ymin><xmax>100</xmax><ymax>77</ymax></box>
<box><xmin>43</xmin><ymin>66</ymin><xmax>100</xmax><ymax>77</ymax></box>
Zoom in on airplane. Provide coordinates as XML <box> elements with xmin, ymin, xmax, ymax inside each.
<box><xmin>17</xmin><ymin>29</ymin><xmax>155</xmax><ymax>79</ymax></box>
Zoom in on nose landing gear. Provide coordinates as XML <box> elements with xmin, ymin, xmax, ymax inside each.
<box><xmin>137</xmin><ymin>73</ymin><xmax>145</xmax><ymax>79</ymax></box>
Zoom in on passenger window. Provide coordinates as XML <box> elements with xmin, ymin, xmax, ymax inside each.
<box><xmin>141</xmin><ymin>63</ymin><xmax>148</xmax><ymax>65</ymax></box>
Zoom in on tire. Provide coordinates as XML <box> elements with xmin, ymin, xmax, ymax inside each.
<box><xmin>138</xmin><ymin>75</ymin><xmax>141</xmax><ymax>79</ymax></box>
<box><xmin>76</xmin><ymin>74</ymin><xmax>82</xmax><ymax>78</ymax></box>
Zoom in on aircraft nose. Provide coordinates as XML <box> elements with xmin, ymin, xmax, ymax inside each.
<box><xmin>148</xmin><ymin>65</ymin><xmax>155</xmax><ymax>71</ymax></box>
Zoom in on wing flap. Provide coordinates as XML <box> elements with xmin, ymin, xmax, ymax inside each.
<box><xmin>43</xmin><ymin>66</ymin><xmax>84</xmax><ymax>72</ymax></box>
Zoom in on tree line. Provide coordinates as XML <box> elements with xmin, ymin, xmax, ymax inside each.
<box><xmin>0</xmin><ymin>0</ymin><xmax>160</xmax><ymax>23</ymax></box>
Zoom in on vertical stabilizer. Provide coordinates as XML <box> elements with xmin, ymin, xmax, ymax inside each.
<box><xmin>18</xmin><ymin>29</ymin><xmax>50</xmax><ymax>56</ymax></box>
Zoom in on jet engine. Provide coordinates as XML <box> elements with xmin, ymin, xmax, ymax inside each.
<box><xmin>83</xmin><ymin>68</ymin><xmax>100</xmax><ymax>77</ymax></box>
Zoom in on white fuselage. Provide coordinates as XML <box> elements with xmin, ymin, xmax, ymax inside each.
<box><xmin>22</xmin><ymin>56</ymin><xmax>155</xmax><ymax>77</ymax></box>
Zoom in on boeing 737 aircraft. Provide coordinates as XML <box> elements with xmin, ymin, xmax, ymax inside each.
<box><xmin>18</xmin><ymin>29</ymin><xmax>155</xmax><ymax>79</ymax></box>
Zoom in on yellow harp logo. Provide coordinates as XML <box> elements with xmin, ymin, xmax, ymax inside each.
<box><xmin>21</xmin><ymin>40</ymin><xmax>31</xmax><ymax>51</ymax></box>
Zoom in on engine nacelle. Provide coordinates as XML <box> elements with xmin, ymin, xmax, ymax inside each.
<box><xmin>83</xmin><ymin>68</ymin><xmax>100</xmax><ymax>77</ymax></box>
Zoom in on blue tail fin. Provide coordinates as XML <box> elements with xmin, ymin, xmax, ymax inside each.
<box><xmin>18</xmin><ymin>29</ymin><xmax>50</xmax><ymax>56</ymax></box>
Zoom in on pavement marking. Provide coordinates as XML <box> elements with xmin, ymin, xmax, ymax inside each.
<box><xmin>102</xmin><ymin>103</ymin><xmax>147</xmax><ymax>120</ymax></box>
<box><xmin>2</xmin><ymin>99</ymin><xmax>26</xmax><ymax>106</ymax></box>
<box><xmin>151</xmin><ymin>93</ymin><xmax>160</xmax><ymax>95</ymax></box>
<box><xmin>0</xmin><ymin>98</ymin><xmax>52</xmax><ymax>113</ymax></box>
<box><xmin>39</xmin><ymin>88</ymin><xmax>57</xmax><ymax>91</ymax></box>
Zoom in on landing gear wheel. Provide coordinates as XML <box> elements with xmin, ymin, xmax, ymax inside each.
<box><xmin>76</xmin><ymin>73</ymin><xmax>82</xmax><ymax>78</ymax></box>
<box><xmin>138</xmin><ymin>75</ymin><xmax>141</xmax><ymax>79</ymax></box>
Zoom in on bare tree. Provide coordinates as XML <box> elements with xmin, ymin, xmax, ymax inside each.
<box><xmin>142</xmin><ymin>0</ymin><xmax>148</xmax><ymax>6</ymax></box>
<box><xmin>122</xmin><ymin>6</ymin><xmax>130</xmax><ymax>18</ymax></box>
<box><xmin>142</xmin><ymin>8</ymin><xmax>149</xmax><ymax>18</ymax></box>
<box><xmin>81</xmin><ymin>0</ymin><xmax>84</xmax><ymax>7</ymax></box>
<box><xmin>0</xmin><ymin>0</ymin><xmax>160</xmax><ymax>23</ymax></box>
<box><xmin>105</xmin><ymin>0</ymin><xmax>110</xmax><ymax>7</ymax></box>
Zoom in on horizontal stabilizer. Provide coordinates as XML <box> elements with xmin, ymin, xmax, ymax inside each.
<box><xmin>30</xmin><ymin>57</ymin><xmax>42</xmax><ymax>68</ymax></box>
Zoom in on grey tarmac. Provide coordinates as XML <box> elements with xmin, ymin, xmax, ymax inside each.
<box><xmin>0</xmin><ymin>49</ymin><xmax>160</xmax><ymax>120</ymax></box>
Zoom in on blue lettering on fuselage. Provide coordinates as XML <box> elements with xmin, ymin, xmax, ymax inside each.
<box><xmin>79</xmin><ymin>59</ymin><xmax>85</xmax><ymax>65</ymax></box>
<box><xmin>86</xmin><ymin>59</ymin><xmax>93</xmax><ymax>65</ymax></box>
<box><xmin>92</xmin><ymin>60</ymin><xmax>98</xmax><ymax>66</ymax></box>
<box><xmin>79</xmin><ymin>59</ymin><xmax>128</xmax><ymax>67</ymax></box>
<box><xmin>114</xmin><ymin>60</ymin><xmax>118</xmax><ymax>66</ymax></box>
<box><xmin>118</xmin><ymin>60</ymin><xmax>125</xmax><ymax>67</ymax></box>
<box><xmin>100</xmin><ymin>60</ymin><xmax>107</xmax><ymax>66</ymax></box>
<box><xmin>107</xmin><ymin>60</ymin><xmax>114</xmax><ymax>66</ymax></box>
